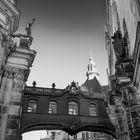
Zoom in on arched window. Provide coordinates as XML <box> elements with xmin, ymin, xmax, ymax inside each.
<box><xmin>69</xmin><ymin>101</ymin><xmax>78</xmax><ymax>115</ymax></box>
<box><xmin>89</xmin><ymin>103</ymin><xmax>96</xmax><ymax>116</ymax></box>
<box><xmin>48</xmin><ymin>101</ymin><xmax>57</xmax><ymax>114</ymax></box>
<box><xmin>27</xmin><ymin>99</ymin><xmax>37</xmax><ymax>112</ymax></box>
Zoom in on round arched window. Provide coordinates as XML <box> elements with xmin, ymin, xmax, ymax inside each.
<box><xmin>68</xmin><ymin>101</ymin><xmax>78</xmax><ymax>115</ymax></box>
<box><xmin>27</xmin><ymin>99</ymin><xmax>37</xmax><ymax>112</ymax></box>
<box><xmin>48</xmin><ymin>101</ymin><xmax>57</xmax><ymax>114</ymax></box>
<box><xmin>89</xmin><ymin>103</ymin><xmax>96</xmax><ymax>116</ymax></box>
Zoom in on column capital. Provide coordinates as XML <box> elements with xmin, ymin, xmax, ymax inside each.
<box><xmin>3</xmin><ymin>66</ymin><xmax>30</xmax><ymax>80</ymax></box>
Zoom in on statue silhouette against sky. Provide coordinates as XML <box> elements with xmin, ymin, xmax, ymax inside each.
<box><xmin>25</xmin><ymin>18</ymin><xmax>35</xmax><ymax>36</ymax></box>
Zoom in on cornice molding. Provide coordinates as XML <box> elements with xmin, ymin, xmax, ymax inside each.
<box><xmin>0</xmin><ymin>0</ymin><xmax>20</xmax><ymax>32</ymax></box>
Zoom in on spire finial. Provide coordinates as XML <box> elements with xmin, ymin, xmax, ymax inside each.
<box><xmin>32</xmin><ymin>81</ymin><xmax>36</xmax><ymax>87</ymax></box>
<box><xmin>90</xmin><ymin>49</ymin><xmax>93</xmax><ymax>57</ymax></box>
<box><xmin>86</xmin><ymin>56</ymin><xmax>99</xmax><ymax>80</ymax></box>
<box><xmin>52</xmin><ymin>83</ymin><xmax>56</xmax><ymax>89</ymax></box>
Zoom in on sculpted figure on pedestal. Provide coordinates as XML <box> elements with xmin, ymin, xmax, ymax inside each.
<box><xmin>25</xmin><ymin>18</ymin><xmax>35</xmax><ymax>36</ymax></box>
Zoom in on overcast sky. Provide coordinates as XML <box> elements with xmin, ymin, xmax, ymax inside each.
<box><xmin>17</xmin><ymin>0</ymin><xmax>107</xmax><ymax>139</ymax></box>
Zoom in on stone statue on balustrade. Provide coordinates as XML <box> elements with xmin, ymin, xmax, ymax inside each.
<box><xmin>25</xmin><ymin>18</ymin><xmax>35</xmax><ymax>36</ymax></box>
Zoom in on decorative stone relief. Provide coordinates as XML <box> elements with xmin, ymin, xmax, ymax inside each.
<box><xmin>13</xmin><ymin>80</ymin><xmax>24</xmax><ymax>91</ymax></box>
<box><xmin>111</xmin><ymin>30</ymin><xmax>135</xmax><ymax>80</ymax></box>
<box><xmin>66</xmin><ymin>81</ymin><xmax>80</xmax><ymax>94</ymax></box>
<box><xmin>126</xmin><ymin>84</ymin><xmax>140</xmax><ymax>105</ymax></box>
<box><xmin>112</xmin><ymin>30</ymin><xmax>129</xmax><ymax>61</ymax></box>
<box><xmin>106</xmin><ymin>105</ymin><xmax>118</xmax><ymax>126</ymax></box>
<box><xmin>3</xmin><ymin>66</ymin><xmax>30</xmax><ymax>81</ymax></box>
<box><xmin>63</xmin><ymin>118</ymin><xmax>81</xmax><ymax>135</ymax></box>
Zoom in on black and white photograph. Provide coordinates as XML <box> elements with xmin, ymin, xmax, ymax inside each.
<box><xmin>0</xmin><ymin>0</ymin><xmax>140</xmax><ymax>140</ymax></box>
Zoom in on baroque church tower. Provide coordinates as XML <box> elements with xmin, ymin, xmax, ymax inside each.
<box><xmin>86</xmin><ymin>56</ymin><xmax>99</xmax><ymax>80</ymax></box>
<box><xmin>84</xmin><ymin>56</ymin><xmax>102</xmax><ymax>93</ymax></box>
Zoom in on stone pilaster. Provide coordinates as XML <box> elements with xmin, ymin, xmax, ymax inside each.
<box><xmin>0</xmin><ymin>35</ymin><xmax>36</xmax><ymax>140</ymax></box>
<box><xmin>0</xmin><ymin>1</ymin><xmax>21</xmax><ymax>139</ymax></box>
<box><xmin>0</xmin><ymin>67</ymin><xmax>15</xmax><ymax>140</ymax></box>
<box><xmin>4</xmin><ymin>68</ymin><xmax>25</xmax><ymax>140</ymax></box>
<box><xmin>115</xmin><ymin>97</ymin><xmax>130</xmax><ymax>140</ymax></box>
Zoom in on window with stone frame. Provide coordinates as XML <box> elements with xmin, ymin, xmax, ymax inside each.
<box><xmin>68</xmin><ymin>101</ymin><xmax>78</xmax><ymax>115</ymax></box>
<box><xmin>27</xmin><ymin>99</ymin><xmax>37</xmax><ymax>112</ymax></box>
<box><xmin>89</xmin><ymin>103</ymin><xmax>96</xmax><ymax>116</ymax></box>
<box><xmin>48</xmin><ymin>101</ymin><xmax>57</xmax><ymax>114</ymax></box>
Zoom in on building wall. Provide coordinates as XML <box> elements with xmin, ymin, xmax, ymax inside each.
<box><xmin>0</xmin><ymin>0</ymin><xmax>20</xmax><ymax>82</ymax></box>
<box><xmin>0</xmin><ymin>1</ymin><xmax>21</xmax><ymax>140</ymax></box>
<box><xmin>106</xmin><ymin>0</ymin><xmax>140</xmax><ymax>139</ymax></box>
<box><xmin>22</xmin><ymin>88</ymin><xmax>107</xmax><ymax>117</ymax></box>
<box><xmin>107</xmin><ymin>0</ymin><xmax>140</xmax><ymax>56</ymax></box>
<box><xmin>22</xmin><ymin>86</ymin><xmax>115</xmax><ymax>139</ymax></box>
<box><xmin>106</xmin><ymin>0</ymin><xmax>140</xmax><ymax>90</ymax></box>
<box><xmin>0</xmin><ymin>1</ymin><xmax>37</xmax><ymax>140</ymax></box>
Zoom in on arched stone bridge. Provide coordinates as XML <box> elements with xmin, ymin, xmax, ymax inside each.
<box><xmin>21</xmin><ymin>85</ymin><xmax>116</xmax><ymax>137</ymax></box>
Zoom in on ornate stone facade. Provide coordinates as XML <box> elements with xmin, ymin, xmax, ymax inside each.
<box><xmin>0</xmin><ymin>34</ymin><xmax>36</xmax><ymax>140</ymax></box>
<box><xmin>105</xmin><ymin>0</ymin><xmax>140</xmax><ymax>139</ymax></box>
<box><xmin>22</xmin><ymin>82</ymin><xmax>115</xmax><ymax>140</ymax></box>
<box><xmin>0</xmin><ymin>1</ymin><xmax>36</xmax><ymax>140</ymax></box>
<box><xmin>21</xmin><ymin>58</ymin><xmax>115</xmax><ymax>140</ymax></box>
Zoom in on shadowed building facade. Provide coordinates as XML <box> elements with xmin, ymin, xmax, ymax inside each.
<box><xmin>38</xmin><ymin>58</ymin><xmax>114</xmax><ymax>140</ymax></box>
<box><xmin>105</xmin><ymin>0</ymin><xmax>140</xmax><ymax>139</ymax></box>
<box><xmin>21</xmin><ymin>57</ymin><xmax>115</xmax><ymax>140</ymax></box>
<box><xmin>0</xmin><ymin>1</ymin><xmax>36</xmax><ymax>140</ymax></box>
<box><xmin>3</xmin><ymin>0</ymin><xmax>140</xmax><ymax>140</ymax></box>
<box><xmin>0</xmin><ymin>1</ymin><xmax>115</xmax><ymax>139</ymax></box>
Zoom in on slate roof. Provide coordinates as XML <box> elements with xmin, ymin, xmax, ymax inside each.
<box><xmin>102</xmin><ymin>85</ymin><xmax>109</xmax><ymax>94</ymax></box>
<box><xmin>84</xmin><ymin>76</ymin><xmax>102</xmax><ymax>93</ymax></box>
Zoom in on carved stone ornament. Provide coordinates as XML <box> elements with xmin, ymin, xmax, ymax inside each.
<box><xmin>25</xmin><ymin>18</ymin><xmax>35</xmax><ymax>36</ymax></box>
<box><xmin>32</xmin><ymin>81</ymin><xmax>36</xmax><ymax>87</ymax></box>
<box><xmin>131</xmin><ymin>105</ymin><xmax>140</xmax><ymax>117</ymax></box>
<box><xmin>66</xmin><ymin>81</ymin><xmax>80</xmax><ymax>94</ymax></box>
<box><xmin>13</xmin><ymin>80</ymin><xmax>24</xmax><ymax>91</ymax></box>
<box><xmin>3</xmin><ymin>66</ymin><xmax>30</xmax><ymax>80</ymax></box>
<box><xmin>125</xmin><ymin>84</ymin><xmax>140</xmax><ymax>106</ymax></box>
<box><xmin>63</xmin><ymin>119</ymin><xmax>81</xmax><ymax>135</ymax></box>
<box><xmin>52</xmin><ymin>83</ymin><xmax>56</xmax><ymax>89</ymax></box>
<box><xmin>111</xmin><ymin>30</ymin><xmax>135</xmax><ymax>80</ymax></box>
<box><xmin>106</xmin><ymin>105</ymin><xmax>118</xmax><ymax>126</ymax></box>
<box><xmin>111</xmin><ymin>30</ymin><xmax>129</xmax><ymax>61</ymax></box>
<box><xmin>115</xmin><ymin>61</ymin><xmax>135</xmax><ymax>80</ymax></box>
